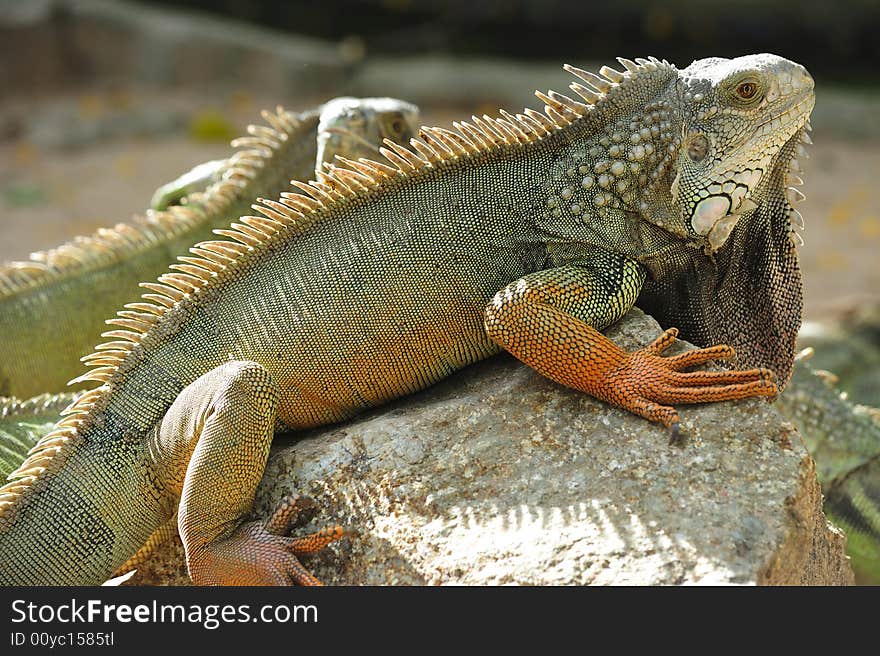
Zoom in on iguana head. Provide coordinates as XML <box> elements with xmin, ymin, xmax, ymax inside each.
<box><xmin>637</xmin><ymin>54</ymin><xmax>814</xmax><ymax>388</ymax></box>
<box><xmin>316</xmin><ymin>97</ymin><xmax>420</xmax><ymax>175</ymax></box>
<box><xmin>534</xmin><ymin>55</ymin><xmax>812</xmax><ymax>387</ymax></box>
<box><xmin>667</xmin><ymin>54</ymin><xmax>814</xmax><ymax>251</ymax></box>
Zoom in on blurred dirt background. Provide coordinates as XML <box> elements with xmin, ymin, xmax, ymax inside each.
<box><xmin>1</xmin><ymin>0</ymin><xmax>878</xmax><ymax>324</ymax></box>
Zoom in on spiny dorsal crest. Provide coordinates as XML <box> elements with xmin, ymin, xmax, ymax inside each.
<box><xmin>0</xmin><ymin>107</ymin><xmax>304</xmax><ymax>300</ymax></box>
<box><xmin>1</xmin><ymin>393</ymin><xmax>79</xmax><ymax>420</ymax></box>
<box><xmin>787</xmin><ymin>123</ymin><xmax>811</xmax><ymax>248</ymax></box>
<box><xmin>0</xmin><ymin>57</ymin><xmax>675</xmax><ymax>518</ymax></box>
<box><xmin>0</xmin><ymin>107</ymin><xmax>308</xmax><ymax>518</ymax></box>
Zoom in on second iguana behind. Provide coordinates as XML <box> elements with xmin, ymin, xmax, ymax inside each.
<box><xmin>0</xmin><ymin>97</ymin><xmax>420</xmax><ymax>398</ymax></box>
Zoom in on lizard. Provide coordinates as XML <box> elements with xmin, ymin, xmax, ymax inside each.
<box><xmin>0</xmin><ymin>97</ymin><xmax>420</xmax><ymax>399</ymax></box>
<box><xmin>14</xmin><ymin>353</ymin><xmax>879</xmax><ymax>584</ymax></box>
<box><xmin>0</xmin><ymin>54</ymin><xmax>814</xmax><ymax>585</ymax></box>
<box><xmin>11</xmin><ymin>342</ymin><xmax>878</xmax><ymax>583</ymax></box>
<box><xmin>0</xmin><ymin>97</ymin><xmax>421</xmax><ymax>561</ymax></box>
<box><xmin>0</xmin><ymin>393</ymin><xmax>78</xmax><ymax>481</ymax></box>
<box><xmin>777</xmin><ymin>352</ymin><xmax>880</xmax><ymax>584</ymax></box>
<box><xmin>149</xmin><ymin>96</ymin><xmax>418</xmax><ymax>212</ymax></box>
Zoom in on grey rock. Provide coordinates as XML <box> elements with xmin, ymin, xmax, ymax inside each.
<box><xmin>128</xmin><ymin>309</ymin><xmax>852</xmax><ymax>585</ymax></box>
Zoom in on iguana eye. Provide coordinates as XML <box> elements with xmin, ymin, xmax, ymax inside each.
<box><xmin>722</xmin><ymin>74</ymin><xmax>764</xmax><ymax>107</ymax></box>
<box><xmin>736</xmin><ymin>82</ymin><xmax>758</xmax><ymax>99</ymax></box>
<box><xmin>385</xmin><ymin>115</ymin><xmax>407</xmax><ymax>137</ymax></box>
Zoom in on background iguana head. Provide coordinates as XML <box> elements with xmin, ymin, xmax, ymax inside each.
<box><xmin>636</xmin><ymin>54</ymin><xmax>814</xmax><ymax>388</ymax></box>
<box><xmin>316</xmin><ymin>97</ymin><xmax>420</xmax><ymax>176</ymax></box>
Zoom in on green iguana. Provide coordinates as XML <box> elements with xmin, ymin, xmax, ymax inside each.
<box><xmin>0</xmin><ymin>394</ymin><xmax>78</xmax><ymax>481</ymax></box>
<box><xmin>0</xmin><ymin>54</ymin><xmax>814</xmax><ymax>585</ymax></box>
<box><xmin>0</xmin><ymin>97</ymin><xmax>420</xmax><ymax>399</ymax></box>
<box><xmin>778</xmin><ymin>353</ymin><xmax>880</xmax><ymax>584</ymax></box>
<box><xmin>150</xmin><ymin>96</ymin><xmax>418</xmax><ymax>212</ymax></box>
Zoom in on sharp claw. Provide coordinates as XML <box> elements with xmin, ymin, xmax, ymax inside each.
<box><xmin>649</xmin><ymin>327</ymin><xmax>680</xmax><ymax>354</ymax></box>
<box><xmin>668</xmin><ymin>421</ymin><xmax>682</xmax><ymax>446</ymax></box>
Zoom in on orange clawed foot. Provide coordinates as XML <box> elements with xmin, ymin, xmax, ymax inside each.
<box><xmin>188</xmin><ymin>494</ymin><xmax>351</xmax><ymax>586</ymax></box>
<box><xmin>604</xmin><ymin>328</ymin><xmax>777</xmax><ymax>444</ymax></box>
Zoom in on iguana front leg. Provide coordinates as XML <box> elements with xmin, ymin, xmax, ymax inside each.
<box><xmin>154</xmin><ymin>361</ymin><xmax>345</xmax><ymax>585</ymax></box>
<box><xmin>484</xmin><ymin>253</ymin><xmax>778</xmax><ymax>437</ymax></box>
<box><xmin>150</xmin><ymin>159</ymin><xmax>228</xmax><ymax>211</ymax></box>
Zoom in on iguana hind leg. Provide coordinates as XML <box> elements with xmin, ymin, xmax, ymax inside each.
<box><xmin>113</xmin><ymin>514</ymin><xmax>179</xmax><ymax>579</ymax></box>
<box><xmin>155</xmin><ymin>360</ymin><xmax>345</xmax><ymax>585</ymax></box>
<box><xmin>484</xmin><ymin>256</ymin><xmax>777</xmax><ymax>434</ymax></box>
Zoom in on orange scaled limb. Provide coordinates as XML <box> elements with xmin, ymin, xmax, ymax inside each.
<box><xmin>190</xmin><ymin>494</ymin><xmax>349</xmax><ymax>586</ymax></box>
<box><xmin>603</xmin><ymin>327</ymin><xmax>777</xmax><ymax>442</ymax></box>
<box><xmin>485</xmin><ymin>280</ymin><xmax>777</xmax><ymax>442</ymax></box>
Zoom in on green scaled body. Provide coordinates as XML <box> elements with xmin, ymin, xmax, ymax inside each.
<box><xmin>0</xmin><ymin>99</ymin><xmax>419</xmax><ymax>399</ymax></box>
<box><xmin>0</xmin><ymin>394</ymin><xmax>77</xmax><ymax>480</ymax></box>
<box><xmin>0</xmin><ymin>56</ymin><xmax>814</xmax><ymax>584</ymax></box>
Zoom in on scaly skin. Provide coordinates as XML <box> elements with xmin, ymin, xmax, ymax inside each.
<box><xmin>0</xmin><ymin>98</ymin><xmax>420</xmax><ymax>460</ymax></box>
<box><xmin>776</xmin><ymin>354</ymin><xmax>880</xmax><ymax>584</ymax></box>
<box><xmin>0</xmin><ymin>98</ymin><xmax>420</xmax><ymax>566</ymax></box>
<box><xmin>0</xmin><ymin>55</ymin><xmax>814</xmax><ymax>585</ymax></box>
<box><xmin>151</xmin><ymin>97</ymin><xmax>420</xmax><ymax>212</ymax></box>
<box><xmin>0</xmin><ymin>98</ymin><xmax>420</xmax><ymax>399</ymax></box>
<box><xmin>0</xmin><ymin>394</ymin><xmax>78</xmax><ymax>480</ymax></box>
